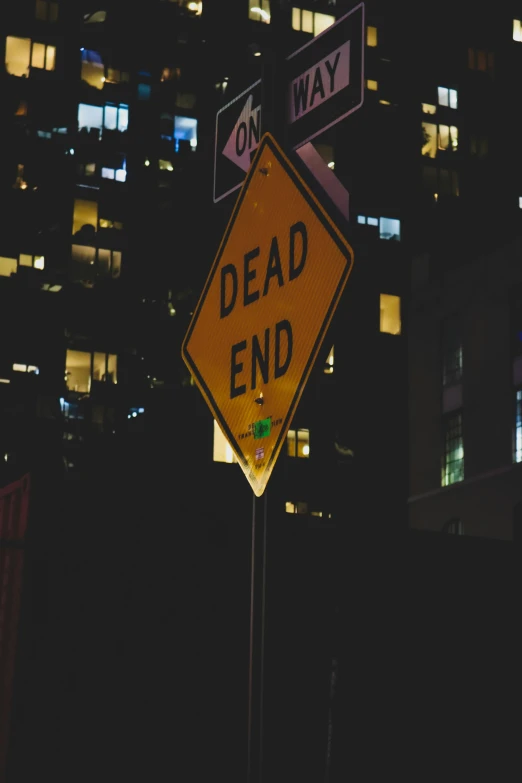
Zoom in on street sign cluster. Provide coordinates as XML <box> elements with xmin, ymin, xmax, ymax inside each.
<box><xmin>213</xmin><ymin>2</ymin><xmax>364</xmax><ymax>203</ymax></box>
<box><xmin>186</xmin><ymin>3</ymin><xmax>365</xmax><ymax>495</ymax></box>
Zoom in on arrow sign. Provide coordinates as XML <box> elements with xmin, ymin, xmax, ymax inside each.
<box><xmin>286</xmin><ymin>2</ymin><xmax>364</xmax><ymax>150</ymax></box>
<box><xmin>214</xmin><ymin>79</ymin><xmax>262</xmax><ymax>203</ymax></box>
<box><xmin>222</xmin><ymin>94</ymin><xmax>261</xmax><ymax>173</ymax></box>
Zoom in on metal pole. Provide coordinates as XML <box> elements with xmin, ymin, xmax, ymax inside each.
<box><xmin>247</xmin><ymin>488</ymin><xmax>268</xmax><ymax>783</ymax></box>
<box><xmin>247</xmin><ymin>491</ymin><xmax>257</xmax><ymax>783</ymax></box>
<box><xmin>259</xmin><ymin>490</ymin><xmax>268</xmax><ymax>781</ymax></box>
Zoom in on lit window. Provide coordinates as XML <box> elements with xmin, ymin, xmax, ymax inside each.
<box><xmin>12</xmin><ymin>363</ymin><xmax>39</xmax><ymax>375</ymax></box>
<box><xmin>182</xmin><ymin>1</ymin><xmax>202</xmax><ymax>15</ymax></box>
<box><xmin>35</xmin><ymin>0</ymin><xmax>59</xmax><ymax>22</ymax></box>
<box><xmin>72</xmin><ymin>199</ymin><xmax>98</xmax><ymax>236</ymax></box>
<box><xmin>5</xmin><ymin>36</ymin><xmax>31</xmax><ymax>77</ymax></box>
<box><xmin>105</xmin><ymin>103</ymin><xmax>129</xmax><ymax>132</ymax></box>
<box><xmin>93</xmin><ymin>352</ymin><xmax>117</xmax><ymax>383</ymax></box>
<box><xmin>101</xmin><ymin>166</ymin><xmax>126</xmax><ymax>181</ymax></box>
<box><xmin>285</xmin><ymin>501</ymin><xmax>308</xmax><ymax>514</ymax></box>
<box><xmin>441</xmin><ymin>412</ymin><xmax>464</xmax><ymax>486</ymax></box>
<box><xmin>438</xmin><ymin>125</ymin><xmax>458</xmax><ymax>151</ymax></box>
<box><xmin>30</xmin><ymin>41</ymin><xmax>55</xmax><ymax>70</ymax></box>
<box><xmin>78</xmin><ymin>103</ymin><xmax>103</xmax><ymax>131</ymax></box>
<box><xmin>15</xmin><ymin>100</ymin><xmax>28</xmax><ymax>116</ymax></box>
<box><xmin>313</xmin><ymin>12</ymin><xmax>335</xmax><ymax>36</ymax></box>
<box><xmin>5</xmin><ymin>38</ymin><xmax>54</xmax><ymax>75</ymax></box>
<box><xmin>0</xmin><ymin>256</ymin><xmax>17</xmax><ymax>277</ymax></box>
<box><xmin>99</xmin><ymin>218</ymin><xmax>123</xmax><ymax>230</ymax></box>
<box><xmin>422</xmin><ymin>103</ymin><xmax>436</xmax><ymax>115</ymax></box>
<box><xmin>367</xmin><ymin>25</ymin><xmax>377</xmax><ymax>47</ymax></box>
<box><xmin>83</xmin><ymin>10</ymin><xmax>107</xmax><ymax>23</ymax></box>
<box><xmin>324</xmin><ymin>346</ymin><xmax>334</xmax><ymax>374</ymax></box>
<box><xmin>18</xmin><ymin>253</ymin><xmax>44</xmax><ymax>270</ymax></box>
<box><xmin>357</xmin><ymin>215</ymin><xmax>366</xmax><ymax>224</ymax></box>
<box><xmin>515</xmin><ymin>390</ymin><xmax>522</xmax><ymax>463</ymax></box>
<box><xmin>81</xmin><ymin>49</ymin><xmax>104</xmax><ymax>89</ymax></box>
<box><xmin>71</xmin><ymin>246</ymin><xmax>120</xmax><ymax>280</ymax></box>
<box><xmin>366</xmin><ymin>79</ymin><xmax>378</xmax><ymax>91</ymax></box>
<box><xmin>174</xmin><ymin>115</ymin><xmax>197</xmax><ymax>150</ymax></box>
<box><xmin>422</xmin><ymin>122</ymin><xmax>458</xmax><ymax>157</ymax></box>
<box><xmin>106</xmin><ymin>68</ymin><xmax>129</xmax><ymax>84</ymax></box>
<box><xmin>65</xmin><ymin>350</ymin><xmax>117</xmax><ymax>393</ymax></box>
<box><xmin>442</xmin><ymin>317</ymin><xmax>463</xmax><ymax>387</ymax></box>
<box><xmin>422</xmin><ymin>123</ymin><xmax>437</xmax><ymax>158</ymax></box>
<box><xmin>438</xmin><ymin>87</ymin><xmax>458</xmax><ymax>109</ymax></box>
<box><xmin>159</xmin><ymin>159</ymin><xmax>174</xmax><ymax>171</ymax></box>
<box><xmin>367</xmin><ymin>217</ymin><xmax>378</xmax><ymax>226</ymax></box>
<box><xmin>519</xmin><ymin>197</ymin><xmax>522</xmax><ymax>209</ymax></box>
<box><xmin>287</xmin><ymin>428</ymin><xmax>310</xmax><ymax>458</ymax></box>
<box><xmin>213</xmin><ymin>419</ymin><xmax>238</xmax><ymax>463</ymax></box>
<box><xmin>514</xmin><ymin>19</ymin><xmax>522</xmax><ymax>42</ymax></box>
<box><xmin>379</xmin><ymin>217</ymin><xmax>401</xmax><ymax>240</ymax></box>
<box><xmin>380</xmin><ymin>294</ymin><xmax>401</xmax><ymax>335</ymax></box>
<box><xmin>77</xmin><ymin>103</ymin><xmax>128</xmax><ymax>134</ymax></box>
<box><xmin>65</xmin><ymin>350</ymin><xmax>90</xmax><ymax>392</ymax></box>
<box><xmin>249</xmin><ymin>0</ymin><xmax>270</xmax><ymax>23</ymax></box>
<box><xmin>292</xmin><ymin>8</ymin><xmax>334</xmax><ymax>36</ymax></box>
<box><xmin>98</xmin><ymin>248</ymin><xmax>122</xmax><ymax>277</ymax></box>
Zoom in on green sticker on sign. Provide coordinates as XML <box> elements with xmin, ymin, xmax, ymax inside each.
<box><xmin>253</xmin><ymin>417</ymin><xmax>271</xmax><ymax>439</ymax></box>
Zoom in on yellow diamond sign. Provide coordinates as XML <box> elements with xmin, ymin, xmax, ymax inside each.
<box><xmin>182</xmin><ymin>133</ymin><xmax>354</xmax><ymax>496</ymax></box>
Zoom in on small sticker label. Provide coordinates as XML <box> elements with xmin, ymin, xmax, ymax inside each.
<box><xmin>255</xmin><ymin>447</ymin><xmax>265</xmax><ymax>461</ymax></box>
<box><xmin>253</xmin><ymin>417</ymin><xmax>271</xmax><ymax>439</ymax></box>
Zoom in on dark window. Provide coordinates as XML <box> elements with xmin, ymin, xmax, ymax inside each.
<box><xmin>510</xmin><ymin>289</ymin><xmax>522</xmax><ymax>357</ymax></box>
<box><xmin>441</xmin><ymin>412</ymin><xmax>464</xmax><ymax>486</ymax></box>
<box><xmin>442</xmin><ymin>317</ymin><xmax>463</xmax><ymax>386</ymax></box>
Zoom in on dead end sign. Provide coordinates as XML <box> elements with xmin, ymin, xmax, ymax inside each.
<box><xmin>183</xmin><ymin>133</ymin><xmax>354</xmax><ymax>496</ymax></box>
<box><xmin>286</xmin><ymin>2</ymin><xmax>365</xmax><ymax>150</ymax></box>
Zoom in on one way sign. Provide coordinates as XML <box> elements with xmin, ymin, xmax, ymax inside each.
<box><xmin>214</xmin><ymin>79</ymin><xmax>262</xmax><ymax>203</ymax></box>
<box><xmin>286</xmin><ymin>2</ymin><xmax>364</xmax><ymax>150</ymax></box>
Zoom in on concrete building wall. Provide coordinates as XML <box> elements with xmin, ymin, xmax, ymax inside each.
<box><xmin>409</xmin><ymin>240</ymin><xmax>522</xmax><ymax>539</ymax></box>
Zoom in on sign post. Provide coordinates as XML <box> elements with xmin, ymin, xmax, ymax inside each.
<box><xmin>203</xmin><ymin>9</ymin><xmax>364</xmax><ymax>774</ymax></box>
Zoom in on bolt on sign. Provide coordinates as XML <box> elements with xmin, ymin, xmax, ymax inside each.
<box><xmin>182</xmin><ymin>133</ymin><xmax>354</xmax><ymax>496</ymax></box>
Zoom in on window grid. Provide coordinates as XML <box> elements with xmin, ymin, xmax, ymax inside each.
<box><xmin>441</xmin><ymin>412</ymin><xmax>464</xmax><ymax>486</ymax></box>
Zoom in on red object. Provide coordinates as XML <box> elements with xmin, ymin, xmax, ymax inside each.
<box><xmin>0</xmin><ymin>474</ymin><xmax>30</xmax><ymax>783</ymax></box>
